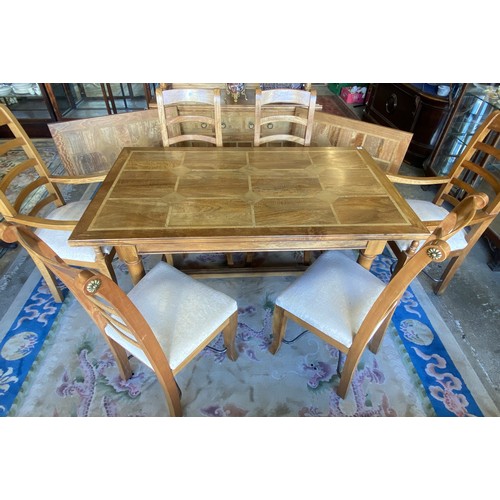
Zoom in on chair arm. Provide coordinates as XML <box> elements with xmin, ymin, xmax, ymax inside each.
<box><xmin>386</xmin><ymin>173</ymin><xmax>451</xmax><ymax>185</ymax></box>
<box><xmin>420</xmin><ymin>219</ymin><xmax>443</xmax><ymax>230</ymax></box>
<box><xmin>8</xmin><ymin>215</ymin><xmax>78</xmax><ymax>231</ymax></box>
<box><xmin>48</xmin><ymin>173</ymin><xmax>107</xmax><ymax>184</ymax></box>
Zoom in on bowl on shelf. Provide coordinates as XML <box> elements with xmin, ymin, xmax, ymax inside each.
<box><xmin>0</xmin><ymin>84</ymin><xmax>12</xmax><ymax>96</ymax></box>
<box><xmin>12</xmin><ymin>83</ymin><xmax>34</xmax><ymax>94</ymax></box>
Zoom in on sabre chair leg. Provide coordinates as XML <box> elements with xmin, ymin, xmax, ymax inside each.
<box><xmin>106</xmin><ymin>337</ymin><xmax>133</xmax><ymax>380</ymax></box>
<box><xmin>94</xmin><ymin>247</ymin><xmax>117</xmax><ymax>282</ymax></box>
<box><xmin>336</xmin><ymin>348</ymin><xmax>365</xmax><ymax>399</ymax></box>
<box><xmin>222</xmin><ymin>311</ymin><xmax>239</xmax><ymax>361</ymax></box>
<box><xmin>434</xmin><ymin>253</ymin><xmax>467</xmax><ymax>295</ymax></box>
<box><xmin>102</xmin><ymin>259</ymin><xmax>117</xmax><ymax>283</ymax></box>
<box><xmin>368</xmin><ymin>315</ymin><xmax>393</xmax><ymax>354</ymax></box>
<box><xmin>269</xmin><ymin>305</ymin><xmax>287</xmax><ymax>354</ymax></box>
<box><xmin>158</xmin><ymin>372</ymin><xmax>183</xmax><ymax>417</ymax></box>
<box><xmin>162</xmin><ymin>254</ymin><xmax>175</xmax><ymax>266</ymax></box>
<box><xmin>33</xmin><ymin>257</ymin><xmax>64</xmax><ymax>303</ymax></box>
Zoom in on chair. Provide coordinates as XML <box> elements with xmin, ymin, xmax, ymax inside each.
<box><xmin>0</xmin><ymin>104</ymin><xmax>116</xmax><ymax>302</ymax></box>
<box><xmin>155</xmin><ymin>87</ymin><xmax>223</xmax><ymax>147</ymax></box>
<box><xmin>253</xmin><ymin>87</ymin><xmax>317</xmax><ymax>147</ymax></box>
<box><xmin>250</xmin><ymin>87</ymin><xmax>318</xmax><ymax>266</ymax></box>
<box><xmin>155</xmin><ymin>87</ymin><xmax>235</xmax><ymax>266</ymax></box>
<box><xmin>0</xmin><ymin>221</ymin><xmax>239</xmax><ymax>417</ymax></box>
<box><xmin>387</xmin><ymin>109</ymin><xmax>500</xmax><ymax>294</ymax></box>
<box><xmin>269</xmin><ymin>193</ymin><xmax>487</xmax><ymax>399</ymax></box>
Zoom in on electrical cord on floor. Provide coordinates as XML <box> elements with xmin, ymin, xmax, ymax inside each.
<box><xmin>282</xmin><ymin>329</ymin><xmax>309</xmax><ymax>344</ymax></box>
<box><xmin>204</xmin><ymin>345</ymin><xmax>227</xmax><ymax>354</ymax></box>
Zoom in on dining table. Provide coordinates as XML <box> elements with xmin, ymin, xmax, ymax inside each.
<box><xmin>68</xmin><ymin>146</ymin><xmax>430</xmax><ymax>286</ymax></box>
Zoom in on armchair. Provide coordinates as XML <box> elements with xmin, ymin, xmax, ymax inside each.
<box><xmin>0</xmin><ymin>104</ymin><xmax>116</xmax><ymax>302</ymax></box>
<box><xmin>386</xmin><ymin>110</ymin><xmax>500</xmax><ymax>294</ymax></box>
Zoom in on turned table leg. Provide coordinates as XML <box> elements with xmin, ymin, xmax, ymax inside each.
<box><xmin>357</xmin><ymin>240</ymin><xmax>386</xmax><ymax>270</ymax></box>
<box><xmin>116</xmin><ymin>245</ymin><xmax>145</xmax><ymax>286</ymax></box>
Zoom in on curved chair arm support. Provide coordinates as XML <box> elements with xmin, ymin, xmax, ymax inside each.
<box><xmin>49</xmin><ymin>173</ymin><xmax>107</xmax><ymax>184</ymax></box>
<box><xmin>386</xmin><ymin>173</ymin><xmax>451</xmax><ymax>185</ymax></box>
<box><xmin>7</xmin><ymin>215</ymin><xmax>78</xmax><ymax>231</ymax></box>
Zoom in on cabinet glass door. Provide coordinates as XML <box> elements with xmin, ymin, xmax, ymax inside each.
<box><xmin>0</xmin><ymin>83</ymin><xmax>54</xmax><ymax>120</ymax></box>
<box><xmin>47</xmin><ymin>83</ymin><xmax>148</xmax><ymax>119</ymax></box>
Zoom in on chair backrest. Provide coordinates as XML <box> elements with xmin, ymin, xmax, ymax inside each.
<box><xmin>0</xmin><ymin>104</ymin><xmax>65</xmax><ymax>222</ymax></box>
<box><xmin>0</xmin><ymin>220</ymin><xmax>173</xmax><ymax>379</ymax></box>
<box><xmin>357</xmin><ymin>193</ymin><xmax>487</xmax><ymax>347</ymax></box>
<box><xmin>253</xmin><ymin>87</ymin><xmax>317</xmax><ymax>147</ymax></box>
<box><xmin>434</xmin><ymin>110</ymin><xmax>500</xmax><ymax>227</ymax></box>
<box><xmin>155</xmin><ymin>88</ymin><xmax>223</xmax><ymax>147</ymax></box>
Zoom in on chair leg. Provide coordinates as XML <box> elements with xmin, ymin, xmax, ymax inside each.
<box><xmin>269</xmin><ymin>305</ymin><xmax>287</xmax><ymax>354</ymax></box>
<box><xmin>162</xmin><ymin>254</ymin><xmax>175</xmax><ymax>266</ymax></box>
<box><xmin>336</xmin><ymin>347</ymin><xmax>365</xmax><ymax>399</ymax></box>
<box><xmin>222</xmin><ymin>311</ymin><xmax>239</xmax><ymax>361</ymax></box>
<box><xmin>368</xmin><ymin>315</ymin><xmax>393</xmax><ymax>354</ymax></box>
<box><xmin>245</xmin><ymin>252</ymin><xmax>254</xmax><ymax>266</ymax></box>
<box><xmin>33</xmin><ymin>256</ymin><xmax>64</xmax><ymax>302</ymax></box>
<box><xmin>105</xmin><ymin>337</ymin><xmax>133</xmax><ymax>380</ymax></box>
<box><xmin>157</xmin><ymin>371</ymin><xmax>183</xmax><ymax>417</ymax></box>
<box><xmin>303</xmin><ymin>251</ymin><xmax>312</xmax><ymax>265</ymax></box>
<box><xmin>434</xmin><ymin>254</ymin><xmax>466</xmax><ymax>295</ymax></box>
<box><xmin>94</xmin><ymin>249</ymin><xmax>117</xmax><ymax>282</ymax></box>
<box><xmin>225</xmin><ymin>253</ymin><xmax>234</xmax><ymax>267</ymax></box>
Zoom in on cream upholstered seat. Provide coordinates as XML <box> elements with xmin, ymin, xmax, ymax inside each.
<box><xmin>35</xmin><ymin>200</ymin><xmax>113</xmax><ymax>262</ymax></box>
<box><xmin>0</xmin><ymin>221</ymin><xmax>238</xmax><ymax>417</ymax></box>
<box><xmin>276</xmin><ymin>252</ymin><xmax>386</xmax><ymax>348</ymax></box>
<box><xmin>0</xmin><ymin>103</ymin><xmax>116</xmax><ymax>302</ymax></box>
<box><xmin>270</xmin><ymin>194</ymin><xmax>487</xmax><ymax>399</ymax></box>
<box><xmin>105</xmin><ymin>261</ymin><xmax>237</xmax><ymax>373</ymax></box>
<box><xmin>387</xmin><ymin>109</ymin><xmax>500</xmax><ymax>294</ymax></box>
<box><xmin>392</xmin><ymin>199</ymin><xmax>469</xmax><ymax>253</ymax></box>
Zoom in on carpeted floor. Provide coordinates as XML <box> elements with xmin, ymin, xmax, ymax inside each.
<box><xmin>1</xmin><ymin>247</ymin><xmax>497</xmax><ymax>417</ymax></box>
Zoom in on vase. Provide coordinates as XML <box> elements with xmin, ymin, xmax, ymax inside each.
<box><xmin>226</xmin><ymin>83</ymin><xmax>247</xmax><ymax>103</ymax></box>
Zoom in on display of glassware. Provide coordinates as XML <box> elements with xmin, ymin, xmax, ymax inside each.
<box><xmin>0</xmin><ymin>84</ymin><xmax>12</xmax><ymax>96</ymax></box>
<box><xmin>0</xmin><ymin>83</ymin><xmax>42</xmax><ymax>97</ymax></box>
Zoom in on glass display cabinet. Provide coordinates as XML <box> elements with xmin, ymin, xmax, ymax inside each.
<box><xmin>0</xmin><ymin>83</ymin><xmax>149</xmax><ymax>137</ymax></box>
<box><xmin>427</xmin><ymin>83</ymin><xmax>500</xmax><ymax>270</ymax></box>
<box><xmin>428</xmin><ymin>84</ymin><xmax>500</xmax><ymax>176</ymax></box>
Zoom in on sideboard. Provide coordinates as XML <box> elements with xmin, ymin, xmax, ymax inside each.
<box><xmin>363</xmin><ymin>83</ymin><xmax>465</xmax><ymax>167</ymax></box>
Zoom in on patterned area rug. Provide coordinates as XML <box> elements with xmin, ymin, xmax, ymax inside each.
<box><xmin>1</xmin><ymin>250</ymin><xmax>497</xmax><ymax>417</ymax></box>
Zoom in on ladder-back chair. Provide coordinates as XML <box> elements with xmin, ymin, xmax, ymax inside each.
<box><xmin>387</xmin><ymin>109</ymin><xmax>500</xmax><ymax>294</ymax></box>
<box><xmin>156</xmin><ymin>87</ymin><xmax>223</xmax><ymax>147</ymax></box>
<box><xmin>253</xmin><ymin>87</ymin><xmax>317</xmax><ymax>147</ymax></box>
<box><xmin>0</xmin><ymin>104</ymin><xmax>116</xmax><ymax>302</ymax></box>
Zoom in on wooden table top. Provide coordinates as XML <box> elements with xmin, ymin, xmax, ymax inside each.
<box><xmin>69</xmin><ymin>146</ymin><xmax>429</xmax><ymax>253</ymax></box>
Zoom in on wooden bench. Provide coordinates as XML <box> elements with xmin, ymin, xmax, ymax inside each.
<box><xmin>49</xmin><ymin>109</ymin><xmax>412</xmax><ymax>176</ymax></box>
